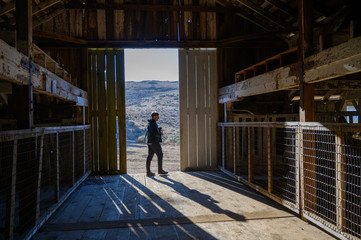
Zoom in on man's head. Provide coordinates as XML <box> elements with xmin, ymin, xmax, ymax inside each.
<box><xmin>151</xmin><ymin>111</ymin><xmax>159</xmax><ymax>121</ymax></box>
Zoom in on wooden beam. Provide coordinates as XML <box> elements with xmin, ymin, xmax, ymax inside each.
<box><xmin>33</xmin><ymin>0</ymin><xmax>61</xmax><ymax>15</ymax></box>
<box><xmin>66</xmin><ymin>2</ymin><xmax>235</xmax><ymax>13</ymax></box>
<box><xmin>264</xmin><ymin>0</ymin><xmax>297</xmax><ymax>19</ymax></box>
<box><xmin>0</xmin><ymin>2</ymin><xmax>15</xmax><ymax>16</ymax></box>
<box><xmin>16</xmin><ymin>0</ymin><xmax>32</xmax><ymax>57</ymax></box>
<box><xmin>299</xmin><ymin>84</ymin><xmax>314</xmax><ymax>122</ymax></box>
<box><xmin>33</xmin><ymin>7</ymin><xmax>67</xmax><ymax>28</ymax></box>
<box><xmin>219</xmin><ymin>34</ymin><xmax>361</xmax><ymax>103</ymax></box>
<box><xmin>33</xmin><ymin>30</ymin><xmax>87</xmax><ymax>45</ymax></box>
<box><xmin>0</xmin><ymin>39</ymin><xmax>88</xmax><ymax>106</ymax></box>
<box><xmin>234</xmin><ymin>0</ymin><xmax>293</xmax><ymax>30</ymax></box>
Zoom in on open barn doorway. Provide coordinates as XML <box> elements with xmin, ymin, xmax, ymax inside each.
<box><xmin>123</xmin><ymin>49</ymin><xmax>180</xmax><ymax>174</ymax></box>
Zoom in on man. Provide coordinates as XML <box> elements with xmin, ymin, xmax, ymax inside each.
<box><xmin>146</xmin><ymin>111</ymin><xmax>168</xmax><ymax>177</ymax></box>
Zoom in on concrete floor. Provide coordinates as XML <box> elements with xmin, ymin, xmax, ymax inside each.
<box><xmin>33</xmin><ymin>171</ymin><xmax>334</xmax><ymax>240</ymax></box>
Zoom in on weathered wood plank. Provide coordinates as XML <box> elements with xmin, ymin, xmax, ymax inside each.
<box><xmin>116</xmin><ymin>50</ymin><xmax>126</xmax><ymax>174</ymax></box>
<box><xmin>219</xmin><ymin>36</ymin><xmax>361</xmax><ymax>103</ymax></box>
<box><xmin>197</xmin><ymin>50</ymin><xmax>206</xmax><ymax>168</ymax></box>
<box><xmin>179</xmin><ymin>49</ymin><xmax>188</xmax><ymax>170</ymax></box>
<box><xmin>106</xmin><ymin>51</ymin><xmax>117</xmax><ymax>171</ymax></box>
<box><xmin>97</xmin><ymin>51</ymin><xmax>108</xmax><ymax>172</ymax></box>
<box><xmin>114</xmin><ymin>0</ymin><xmax>125</xmax><ymax>40</ymax></box>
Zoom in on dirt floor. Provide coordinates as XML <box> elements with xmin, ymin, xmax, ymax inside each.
<box><xmin>126</xmin><ymin>141</ymin><xmax>180</xmax><ymax>174</ymax></box>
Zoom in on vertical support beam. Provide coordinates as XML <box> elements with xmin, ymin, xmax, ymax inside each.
<box><xmin>221</xmin><ymin>125</ymin><xmax>225</xmax><ymax>168</ymax></box>
<box><xmin>248</xmin><ymin>127</ymin><xmax>254</xmax><ymax>183</ymax></box>
<box><xmin>298</xmin><ymin>0</ymin><xmax>314</xmax><ymax>120</ymax></box>
<box><xmin>55</xmin><ymin>132</ymin><xmax>60</xmax><ymax>202</ymax></box>
<box><xmin>224</xmin><ymin>103</ymin><xmax>227</xmax><ymax>122</ymax></box>
<box><xmin>106</xmin><ymin>51</ymin><xmax>117</xmax><ymax>172</ymax></box>
<box><xmin>235</xmin><ymin>126</ymin><xmax>240</xmax><ymax>175</ymax></box>
<box><xmin>16</xmin><ymin>0</ymin><xmax>33</xmax><ymax>129</ymax></box>
<box><xmin>36</xmin><ymin>135</ymin><xmax>44</xmax><ymax>223</ymax></box>
<box><xmin>16</xmin><ymin>0</ymin><xmax>32</xmax><ymax>56</ymax></box>
<box><xmin>83</xmin><ymin>129</ymin><xmax>86</xmax><ymax>175</ymax></box>
<box><xmin>90</xmin><ymin>52</ymin><xmax>99</xmax><ymax>171</ymax></box>
<box><xmin>97</xmin><ymin>50</ymin><xmax>108</xmax><ymax>172</ymax></box>
<box><xmin>233</xmin><ymin>126</ymin><xmax>236</xmax><ymax>175</ymax></box>
<box><xmin>267</xmin><ymin>127</ymin><xmax>273</xmax><ymax>193</ymax></box>
<box><xmin>72</xmin><ymin>131</ymin><xmax>75</xmax><ymax>185</ymax></box>
<box><xmin>299</xmin><ymin>84</ymin><xmax>315</xmax><ymax>122</ymax></box>
<box><xmin>335</xmin><ymin>131</ymin><xmax>346</xmax><ymax>231</ymax></box>
<box><xmin>6</xmin><ymin>138</ymin><xmax>17</xmax><ymax>240</ymax></box>
<box><xmin>116</xmin><ymin>50</ymin><xmax>126</xmax><ymax>174</ymax></box>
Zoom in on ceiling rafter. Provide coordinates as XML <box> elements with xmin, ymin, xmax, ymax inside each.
<box><xmin>217</xmin><ymin>0</ymin><xmax>276</xmax><ymax>32</ymax></box>
<box><xmin>233</xmin><ymin>0</ymin><xmax>293</xmax><ymax>30</ymax></box>
<box><xmin>264</xmin><ymin>0</ymin><xmax>297</xmax><ymax>19</ymax></box>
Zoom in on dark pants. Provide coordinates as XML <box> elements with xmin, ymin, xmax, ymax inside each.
<box><xmin>146</xmin><ymin>142</ymin><xmax>163</xmax><ymax>173</ymax></box>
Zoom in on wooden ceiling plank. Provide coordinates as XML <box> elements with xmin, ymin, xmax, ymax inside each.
<box><xmin>0</xmin><ymin>2</ymin><xmax>15</xmax><ymax>17</ymax></box>
<box><xmin>33</xmin><ymin>0</ymin><xmax>61</xmax><ymax>15</ymax></box>
<box><xmin>33</xmin><ymin>7</ymin><xmax>67</xmax><ymax>28</ymax></box>
<box><xmin>65</xmin><ymin>2</ymin><xmax>233</xmax><ymax>13</ymax></box>
<box><xmin>264</xmin><ymin>0</ymin><xmax>297</xmax><ymax>19</ymax></box>
<box><xmin>235</xmin><ymin>0</ymin><xmax>292</xmax><ymax>30</ymax></box>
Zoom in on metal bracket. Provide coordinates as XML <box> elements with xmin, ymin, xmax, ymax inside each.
<box><xmin>21</xmin><ymin>58</ymin><xmax>40</xmax><ymax>75</ymax></box>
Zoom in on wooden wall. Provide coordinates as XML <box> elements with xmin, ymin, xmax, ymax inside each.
<box><xmin>36</xmin><ymin>0</ymin><xmax>217</xmax><ymax>41</ymax></box>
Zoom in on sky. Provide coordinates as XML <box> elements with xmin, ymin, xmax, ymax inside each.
<box><xmin>125</xmin><ymin>49</ymin><xmax>179</xmax><ymax>82</ymax></box>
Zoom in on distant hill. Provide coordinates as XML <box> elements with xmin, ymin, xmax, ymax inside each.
<box><xmin>125</xmin><ymin>80</ymin><xmax>179</xmax><ymax>144</ymax></box>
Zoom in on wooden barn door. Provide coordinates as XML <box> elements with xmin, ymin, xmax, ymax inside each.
<box><xmin>88</xmin><ymin>49</ymin><xmax>126</xmax><ymax>173</ymax></box>
<box><xmin>179</xmin><ymin>49</ymin><xmax>218</xmax><ymax>170</ymax></box>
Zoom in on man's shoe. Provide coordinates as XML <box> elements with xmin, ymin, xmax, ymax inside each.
<box><xmin>147</xmin><ymin>172</ymin><xmax>155</xmax><ymax>177</ymax></box>
<box><xmin>158</xmin><ymin>170</ymin><xmax>168</xmax><ymax>175</ymax></box>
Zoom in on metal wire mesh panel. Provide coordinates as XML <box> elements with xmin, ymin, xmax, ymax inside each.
<box><xmin>0</xmin><ymin>140</ymin><xmax>14</xmax><ymax>240</ymax></box>
<box><xmin>59</xmin><ymin>132</ymin><xmax>74</xmax><ymax>198</ymax></box>
<box><xmin>74</xmin><ymin>130</ymin><xmax>85</xmax><ymax>181</ymax></box>
<box><xmin>253</xmin><ymin>127</ymin><xmax>268</xmax><ymax>190</ymax></box>
<box><xmin>40</xmin><ymin>134</ymin><xmax>57</xmax><ymax>219</ymax></box>
<box><xmin>342</xmin><ymin>133</ymin><xmax>361</xmax><ymax>239</ymax></box>
<box><xmin>237</xmin><ymin>126</ymin><xmax>248</xmax><ymax>177</ymax></box>
<box><xmin>85</xmin><ymin>129</ymin><xmax>91</xmax><ymax>173</ymax></box>
<box><xmin>16</xmin><ymin>137</ymin><xmax>38</xmax><ymax>237</ymax></box>
<box><xmin>272</xmin><ymin>128</ymin><xmax>298</xmax><ymax>204</ymax></box>
<box><xmin>0</xmin><ymin>126</ymin><xmax>90</xmax><ymax>240</ymax></box>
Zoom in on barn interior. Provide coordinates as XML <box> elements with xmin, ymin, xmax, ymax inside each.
<box><xmin>0</xmin><ymin>0</ymin><xmax>361</xmax><ymax>239</ymax></box>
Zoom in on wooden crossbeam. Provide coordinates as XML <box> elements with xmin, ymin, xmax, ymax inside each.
<box><xmin>264</xmin><ymin>0</ymin><xmax>297</xmax><ymax>19</ymax></box>
<box><xmin>219</xmin><ymin>36</ymin><xmax>361</xmax><ymax>103</ymax></box>
<box><xmin>66</xmin><ymin>2</ymin><xmax>234</xmax><ymax>12</ymax></box>
<box><xmin>0</xmin><ymin>0</ymin><xmax>60</xmax><ymax>17</ymax></box>
<box><xmin>33</xmin><ymin>7</ymin><xmax>67</xmax><ymax>28</ymax></box>
<box><xmin>234</xmin><ymin>0</ymin><xmax>293</xmax><ymax>30</ymax></box>
<box><xmin>0</xmin><ymin>39</ymin><xmax>87</xmax><ymax>106</ymax></box>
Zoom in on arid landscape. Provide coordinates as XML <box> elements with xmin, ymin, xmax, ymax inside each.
<box><xmin>125</xmin><ymin>80</ymin><xmax>180</xmax><ymax>173</ymax></box>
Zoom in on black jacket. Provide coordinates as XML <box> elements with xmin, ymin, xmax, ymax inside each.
<box><xmin>147</xmin><ymin>119</ymin><xmax>162</xmax><ymax>143</ymax></box>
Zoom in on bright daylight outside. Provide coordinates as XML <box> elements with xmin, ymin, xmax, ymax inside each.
<box><xmin>124</xmin><ymin>49</ymin><xmax>180</xmax><ymax>174</ymax></box>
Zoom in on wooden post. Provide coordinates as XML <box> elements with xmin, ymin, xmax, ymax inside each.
<box><xmin>248</xmin><ymin>127</ymin><xmax>254</xmax><ymax>183</ymax></box>
<box><xmin>16</xmin><ymin>0</ymin><xmax>33</xmax><ymax>129</ymax></box>
<box><xmin>116</xmin><ymin>50</ymin><xmax>126</xmax><ymax>174</ymax></box>
<box><xmin>90</xmin><ymin>52</ymin><xmax>99</xmax><ymax>172</ymax></box>
<box><xmin>267</xmin><ymin>127</ymin><xmax>273</xmax><ymax>193</ymax></box>
<box><xmin>83</xmin><ymin>129</ymin><xmax>86</xmax><ymax>175</ymax></box>
<box><xmin>97</xmin><ymin>50</ymin><xmax>108</xmax><ymax>172</ymax></box>
<box><xmin>233</xmin><ymin>126</ymin><xmax>236</xmax><ymax>175</ymax></box>
<box><xmin>106</xmin><ymin>51</ymin><xmax>117</xmax><ymax>172</ymax></box>
<box><xmin>55</xmin><ymin>133</ymin><xmax>59</xmax><ymax>202</ymax></box>
<box><xmin>335</xmin><ymin>131</ymin><xmax>346</xmax><ymax>231</ymax></box>
<box><xmin>221</xmin><ymin>125</ymin><xmax>225</xmax><ymax>169</ymax></box>
<box><xmin>36</xmin><ymin>135</ymin><xmax>44</xmax><ymax>223</ymax></box>
<box><xmin>6</xmin><ymin>138</ymin><xmax>17</xmax><ymax>240</ymax></box>
<box><xmin>235</xmin><ymin>126</ymin><xmax>240</xmax><ymax>175</ymax></box>
<box><xmin>72</xmin><ymin>131</ymin><xmax>75</xmax><ymax>185</ymax></box>
<box><xmin>299</xmin><ymin>84</ymin><xmax>315</xmax><ymax>122</ymax></box>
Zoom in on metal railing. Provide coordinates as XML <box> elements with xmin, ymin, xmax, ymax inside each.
<box><xmin>218</xmin><ymin>122</ymin><xmax>361</xmax><ymax>240</ymax></box>
<box><xmin>0</xmin><ymin>125</ymin><xmax>91</xmax><ymax>240</ymax></box>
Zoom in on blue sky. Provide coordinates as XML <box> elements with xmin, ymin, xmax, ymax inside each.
<box><xmin>125</xmin><ymin>49</ymin><xmax>179</xmax><ymax>82</ymax></box>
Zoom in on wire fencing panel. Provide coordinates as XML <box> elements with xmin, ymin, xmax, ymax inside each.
<box><xmin>219</xmin><ymin>122</ymin><xmax>361</xmax><ymax>240</ymax></box>
<box><xmin>0</xmin><ymin>126</ymin><xmax>90</xmax><ymax>240</ymax></box>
